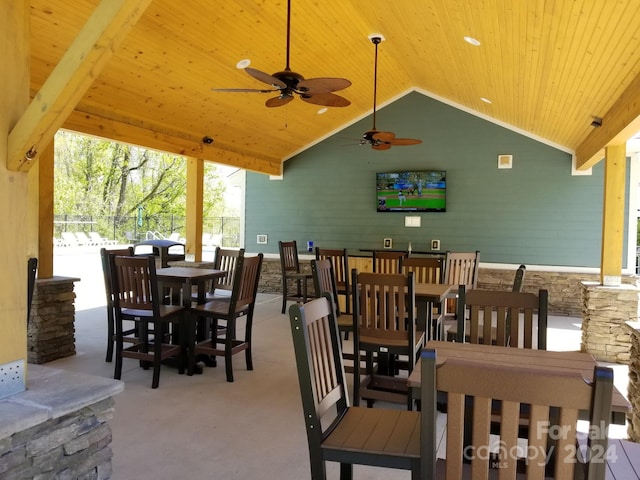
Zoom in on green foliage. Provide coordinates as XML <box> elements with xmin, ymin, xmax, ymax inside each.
<box><xmin>54</xmin><ymin>131</ymin><xmax>228</xmax><ymax>223</ymax></box>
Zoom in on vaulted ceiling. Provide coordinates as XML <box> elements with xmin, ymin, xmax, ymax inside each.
<box><xmin>26</xmin><ymin>0</ymin><xmax>640</xmax><ymax>175</ymax></box>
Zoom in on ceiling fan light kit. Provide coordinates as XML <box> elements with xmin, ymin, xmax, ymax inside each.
<box><xmin>214</xmin><ymin>0</ymin><xmax>351</xmax><ymax>108</ymax></box>
<box><xmin>361</xmin><ymin>34</ymin><xmax>422</xmax><ymax>150</ymax></box>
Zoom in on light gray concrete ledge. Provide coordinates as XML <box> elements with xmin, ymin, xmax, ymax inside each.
<box><xmin>0</xmin><ymin>364</ymin><xmax>124</xmax><ymax>440</ymax></box>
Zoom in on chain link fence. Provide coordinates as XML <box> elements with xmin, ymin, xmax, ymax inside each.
<box><xmin>54</xmin><ymin>214</ymin><xmax>240</xmax><ymax>247</ymax></box>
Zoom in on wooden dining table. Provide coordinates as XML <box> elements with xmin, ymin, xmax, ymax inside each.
<box><xmin>408</xmin><ymin>340</ymin><xmax>631</xmax><ymax>425</ymax></box>
<box><xmin>156</xmin><ymin>266</ymin><xmax>227</xmax><ymax>307</ymax></box>
<box><xmin>156</xmin><ymin>266</ymin><xmax>227</xmax><ymax>372</ymax></box>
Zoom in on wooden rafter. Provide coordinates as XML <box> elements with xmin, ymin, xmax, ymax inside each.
<box><xmin>7</xmin><ymin>0</ymin><xmax>153</xmax><ymax>172</ymax></box>
<box><xmin>575</xmin><ymin>72</ymin><xmax>640</xmax><ymax>170</ymax></box>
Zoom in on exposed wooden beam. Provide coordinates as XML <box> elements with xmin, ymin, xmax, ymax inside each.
<box><xmin>7</xmin><ymin>0</ymin><xmax>153</xmax><ymax>172</ymax></box>
<box><xmin>575</xmin><ymin>72</ymin><xmax>640</xmax><ymax>170</ymax></box>
<box><xmin>63</xmin><ymin>110</ymin><xmax>283</xmax><ymax>176</ymax></box>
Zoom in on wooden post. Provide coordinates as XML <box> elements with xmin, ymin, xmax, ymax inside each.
<box><xmin>186</xmin><ymin>157</ymin><xmax>204</xmax><ymax>261</ymax></box>
<box><xmin>0</xmin><ymin>0</ymin><xmax>30</xmax><ymax>367</ymax></box>
<box><xmin>37</xmin><ymin>142</ymin><xmax>55</xmax><ymax>278</ymax></box>
<box><xmin>600</xmin><ymin>144</ymin><xmax>627</xmax><ymax>286</ymax></box>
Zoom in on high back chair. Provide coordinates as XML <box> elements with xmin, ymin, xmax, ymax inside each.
<box><xmin>189</xmin><ymin>254</ymin><xmax>263</xmax><ymax>381</ymax></box>
<box><xmin>100</xmin><ymin>246</ymin><xmax>134</xmax><ymax>362</ymax></box>
<box><xmin>311</xmin><ymin>259</ymin><xmax>355</xmax><ymax>370</ymax></box>
<box><xmin>372</xmin><ymin>250</ymin><xmax>407</xmax><ymax>273</ymax></box>
<box><xmin>451</xmin><ymin>285</ymin><xmax>549</xmax><ymax>349</ymax></box>
<box><xmin>446</xmin><ymin>264</ymin><xmax>527</xmax><ymax>342</ymax></box>
<box><xmin>442</xmin><ymin>250</ymin><xmax>480</xmax><ymax>318</ymax></box>
<box><xmin>401</xmin><ymin>256</ymin><xmax>443</xmax><ymax>284</ymax></box>
<box><xmin>110</xmin><ymin>254</ymin><xmax>185</xmax><ymax>388</ymax></box>
<box><xmin>352</xmin><ymin>270</ymin><xmax>423</xmax><ymax>408</ymax></box>
<box><xmin>289</xmin><ymin>296</ymin><xmax>421</xmax><ymax>480</ymax></box>
<box><xmin>192</xmin><ymin>247</ymin><xmax>245</xmax><ymax>303</ymax></box>
<box><xmin>278</xmin><ymin>240</ymin><xmax>313</xmax><ymax>314</ymax></box>
<box><xmin>315</xmin><ymin>247</ymin><xmax>350</xmax><ymax>313</ymax></box>
<box><xmin>420</xmin><ymin>348</ymin><xmax>613</xmax><ymax>479</ymax></box>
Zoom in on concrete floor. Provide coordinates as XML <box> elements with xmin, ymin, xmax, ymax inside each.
<box><xmin>48</xmin><ymin>249</ymin><xmax>631</xmax><ymax>480</ymax></box>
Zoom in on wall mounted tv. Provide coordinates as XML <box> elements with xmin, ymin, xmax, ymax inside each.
<box><xmin>376</xmin><ymin>170</ymin><xmax>446</xmax><ymax>212</ymax></box>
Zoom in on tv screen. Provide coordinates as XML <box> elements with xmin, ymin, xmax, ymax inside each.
<box><xmin>376</xmin><ymin>170</ymin><xmax>446</xmax><ymax>212</ymax></box>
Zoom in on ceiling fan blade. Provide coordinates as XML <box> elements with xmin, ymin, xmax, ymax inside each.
<box><xmin>265</xmin><ymin>94</ymin><xmax>294</xmax><ymax>108</ymax></box>
<box><xmin>388</xmin><ymin>138</ymin><xmax>423</xmax><ymax>145</ymax></box>
<box><xmin>245</xmin><ymin>67</ymin><xmax>287</xmax><ymax>89</ymax></box>
<box><xmin>372</xmin><ymin>143</ymin><xmax>392</xmax><ymax>151</ymax></box>
<box><xmin>300</xmin><ymin>92</ymin><xmax>351</xmax><ymax>107</ymax></box>
<box><xmin>297</xmin><ymin>77</ymin><xmax>352</xmax><ymax>94</ymax></box>
<box><xmin>213</xmin><ymin>88</ymin><xmax>278</xmax><ymax>93</ymax></box>
<box><xmin>371</xmin><ymin>131</ymin><xmax>396</xmax><ymax>142</ymax></box>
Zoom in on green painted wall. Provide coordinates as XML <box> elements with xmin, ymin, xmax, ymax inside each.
<box><xmin>245</xmin><ymin>91</ymin><xmax>619</xmax><ymax>268</ymax></box>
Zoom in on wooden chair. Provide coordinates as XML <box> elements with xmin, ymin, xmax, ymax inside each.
<box><xmin>189</xmin><ymin>254</ymin><xmax>263</xmax><ymax>381</ymax></box>
<box><xmin>279</xmin><ymin>240</ymin><xmax>313</xmax><ymax>314</ymax></box>
<box><xmin>192</xmin><ymin>247</ymin><xmax>245</xmax><ymax>302</ymax></box>
<box><xmin>315</xmin><ymin>247</ymin><xmax>350</xmax><ymax>313</ymax></box>
<box><xmin>446</xmin><ymin>264</ymin><xmax>527</xmax><ymax>342</ymax></box>
<box><xmin>110</xmin><ymin>254</ymin><xmax>185</xmax><ymax>388</ymax></box>
<box><xmin>372</xmin><ymin>250</ymin><xmax>407</xmax><ymax>273</ymax></box>
<box><xmin>352</xmin><ymin>270</ymin><xmax>424</xmax><ymax>408</ymax></box>
<box><xmin>310</xmin><ymin>259</ymin><xmax>355</xmax><ymax>371</ymax></box>
<box><xmin>451</xmin><ymin>285</ymin><xmax>549</xmax><ymax>349</ymax></box>
<box><xmin>289</xmin><ymin>296</ymin><xmax>421</xmax><ymax>480</ymax></box>
<box><xmin>402</xmin><ymin>256</ymin><xmax>445</xmax><ymax>340</ymax></box>
<box><xmin>100</xmin><ymin>246</ymin><xmax>134</xmax><ymax>362</ymax></box>
<box><xmin>420</xmin><ymin>348</ymin><xmax>613</xmax><ymax>479</ymax></box>
<box><xmin>442</xmin><ymin>250</ymin><xmax>480</xmax><ymax>319</ymax></box>
<box><xmin>401</xmin><ymin>256</ymin><xmax>444</xmax><ymax>284</ymax></box>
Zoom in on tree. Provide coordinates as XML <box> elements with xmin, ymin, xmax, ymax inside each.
<box><xmin>54</xmin><ymin>130</ymin><xmax>229</xmax><ymax>239</ymax></box>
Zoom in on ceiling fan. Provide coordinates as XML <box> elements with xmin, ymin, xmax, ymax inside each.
<box><xmin>213</xmin><ymin>0</ymin><xmax>351</xmax><ymax>108</ymax></box>
<box><xmin>361</xmin><ymin>35</ymin><xmax>422</xmax><ymax>150</ymax></box>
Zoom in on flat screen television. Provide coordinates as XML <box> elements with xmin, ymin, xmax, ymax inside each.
<box><xmin>376</xmin><ymin>170</ymin><xmax>446</xmax><ymax>212</ymax></box>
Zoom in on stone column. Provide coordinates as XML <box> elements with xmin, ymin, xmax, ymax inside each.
<box><xmin>581</xmin><ymin>281</ymin><xmax>639</xmax><ymax>363</ymax></box>
<box><xmin>627</xmin><ymin>322</ymin><xmax>640</xmax><ymax>442</ymax></box>
<box><xmin>28</xmin><ymin>276</ymin><xmax>80</xmax><ymax>364</ymax></box>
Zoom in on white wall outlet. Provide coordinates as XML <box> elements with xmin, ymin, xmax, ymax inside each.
<box><xmin>431</xmin><ymin>239</ymin><xmax>440</xmax><ymax>251</ymax></box>
<box><xmin>256</xmin><ymin>234</ymin><xmax>268</xmax><ymax>244</ymax></box>
<box><xmin>383</xmin><ymin>238</ymin><xmax>393</xmax><ymax>249</ymax></box>
<box><xmin>404</xmin><ymin>216</ymin><xmax>421</xmax><ymax>227</ymax></box>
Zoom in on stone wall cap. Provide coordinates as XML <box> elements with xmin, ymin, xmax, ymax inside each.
<box><xmin>36</xmin><ymin>275</ymin><xmax>81</xmax><ymax>284</ymax></box>
<box><xmin>625</xmin><ymin>321</ymin><xmax>640</xmax><ymax>333</ymax></box>
<box><xmin>582</xmin><ymin>281</ymin><xmax>640</xmax><ymax>292</ymax></box>
<box><xmin>0</xmin><ymin>365</ymin><xmax>123</xmax><ymax>440</ymax></box>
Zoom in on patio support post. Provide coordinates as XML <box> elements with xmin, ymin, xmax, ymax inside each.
<box><xmin>186</xmin><ymin>156</ymin><xmax>204</xmax><ymax>261</ymax></box>
<box><xmin>600</xmin><ymin>144</ymin><xmax>627</xmax><ymax>286</ymax></box>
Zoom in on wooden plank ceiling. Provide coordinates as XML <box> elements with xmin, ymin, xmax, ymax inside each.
<box><xmin>29</xmin><ymin>0</ymin><xmax>640</xmax><ymax>175</ymax></box>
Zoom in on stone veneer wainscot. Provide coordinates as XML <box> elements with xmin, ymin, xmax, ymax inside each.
<box><xmin>0</xmin><ymin>366</ymin><xmax>123</xmax><ymax>479</ymax></box>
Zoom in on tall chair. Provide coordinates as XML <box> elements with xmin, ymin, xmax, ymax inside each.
<box><xmin>111</xmin><ymin>254</ymin><xmax>185</xmax><ymax>388</ymax></box>
<box><xmin>278</xmin><ymin>240</ymin><xmax>313</xmax><ymax>314</ymax></box>
<box><xmin>452</xmin><ymin>285</ymin><xmax>549</xmax><ymax>349</ymax></box>
<box><xmin>446</xmin><ymin>263</ymin><xmax>527</xmax><ymax>342</ymax></box>
<box><xmin>420</xmin><ymin>348</ymin><xmax>613</xmax><ymax>479</ymax></box>
<box><xmin>352</xmin><ymin>270</ymin><xmax>423</xmax><ymax>409</ymax></box>
<box><xmin>372</xmin><ymin>250</ymin><xmax>407</xmax><ymax>273</ymax></box>
<box><xmin>189</xmin><ymin>254</ymin><xmax>263</xmax><ymax>381</ymax></box>
<box><xmin>315</xmin><ymin>247</ymin><xmax>350</xmax><ymax>313</ymax></box>
<box><xmin>310</xmin><ymin>259</ymin><xmax>355</xmax><ymax>370</ymax></box>
<box><xmin>192</xmin><ymin>247</ymin><xmax>245</xmax><ymax>302</ymax></box>
<box><xmin>100</xmin><ymin>246</ymin><xmax>134</xmax><ymax>362</ymax></box>
<box><xmin>442</xmin><ymin>250</ymin><xmax>480</xmax><ymax>319</ymax></box>
<box><xmin>401</xmin><ymin>256</ymin><xmax>443</xmax><ymax>284</ymax></box>
<box><xmin>289</xmin><ymin>296</ymin><xmax>421</xmax><ymax>480</ymax></box>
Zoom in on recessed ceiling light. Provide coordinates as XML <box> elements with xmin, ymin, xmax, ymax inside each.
<box><xmin>236</xmin><ymin>59</ymin><xmax>251</xmax><ymax>69</ymax></box>
<box><xmin>464</xmin><ymin>36</ymin><xmax>481</xmax><ymax>46</ymax></box>
<box><xmin>480</xmin><ymin>97</ymin><xmax>492</xmax><ymax>104</ymax></box>
<box><xmin>317</xmin><ymin>107</ymin><xmax>328</xmax><ymax>114</ymax></box>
